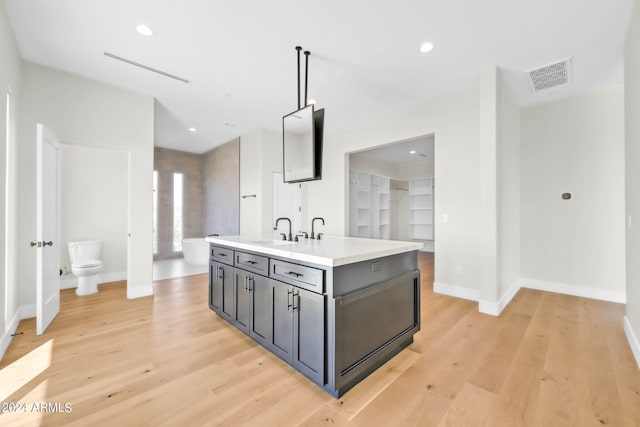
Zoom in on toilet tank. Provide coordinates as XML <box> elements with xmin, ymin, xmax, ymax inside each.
<box><xmin>68</xmin><ymin>240</ymin><xmax>102</xmax><ymax>264</ymax></box>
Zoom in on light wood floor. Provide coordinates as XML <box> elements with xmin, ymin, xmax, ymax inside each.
<box><xmin>1</xmin><ymin>253</ymin><xmax>639</xmax><ymax>426</ymax></box>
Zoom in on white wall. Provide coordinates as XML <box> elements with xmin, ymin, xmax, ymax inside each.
<box><xmin>478</xmin><ymin>68</ymin><xmax>499</xmax><ymax>306</ymax></box>
<box><xmin>625</xmin><ymin>0</ymin><xmax>640</xmax><ymax>367</ymax></box>
<box><xmin>521</xmin><ymin>88</ymin><xmax>626</xmax><ymax>301</ymax></box>
<box><xmin>239</xmin><ymin>129</ymin><xmax>262</xmax><ymax>235</ymax></box>
<box><xmin>390</xmin><ymin>179</ymin><xmax>410</xmax><ymax>241</ymax></box>
<box><xmin>496</xmin><ymin>69</ymin><xmax>521</xmax><ymax>300</ymax></box>
<box><xmin>349</xmin><ymin>156</ymin><xmax>434</xmax><ymax>180</ymax></box>
<box><xmin>261</xmin><ymin>129</ymin><xmax>284</xmax><ymax>234</ymax></box>
<box><xmin>0</xmin><ymin>0</ymin><xmax>22</xmax><ymax>358</ymax></box>
<box><xmin>59</xmin><ymin>144</ymin><xmax>128</xmax><ymax>284</ymax></box>
<box><xmin>395</xmin><ymin>160</ymin><xmax>434</xmax><ymax>181</ymax></box>
<box><xmin>240</xmin><ymin>128</ymin><xmax>284</xmax><ymax>235</ymax></box>
<box><xmin>18</xmin><ymin>62</ymin><xmax>154</xmax><ymax>303</ymax></box>
<box><xmin>349</xmin><ymin>156</ymin><xmax>398</xmax><ymax>178</ymax></box>
<box><xmin>306</xmin><ymin>85</ymin><xmax>482</xmax><ymax>296</ymax></box>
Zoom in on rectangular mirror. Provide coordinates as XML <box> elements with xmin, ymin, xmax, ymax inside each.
<box><xmin>283</xmin><ymin>105</ymin><xmax>321</xmax><ymax>183</ymax></box>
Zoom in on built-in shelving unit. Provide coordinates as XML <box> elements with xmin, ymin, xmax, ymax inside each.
<box><xmin>409</xmin><ymin>177</ymin><xmax>433</xmax><ymax>240</ymax></box>
<box><xmin>349</xmin><ymin>171</ymin><xmax>390</xmax><ymax>239</ymax></box>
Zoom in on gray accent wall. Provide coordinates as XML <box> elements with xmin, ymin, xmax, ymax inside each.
<box><xmin>202</xmin><ymin>138</ymin><xmax>240</xmax><ymax>236</ymax></box>
<box><xmin>154</xmin><ymin>147</ymin><xmax>204</xmax><ymax>260</ymax></box>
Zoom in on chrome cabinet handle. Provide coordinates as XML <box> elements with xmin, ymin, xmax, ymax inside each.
<box><xmin>287</xmin><ymin>289</ymin><xmax>293</xmax><ymax>310</ymax></box>
<box><xmin>292</xmin><ymin>290</ymin><xmax>299</xmax><ymax>311</ymax></box>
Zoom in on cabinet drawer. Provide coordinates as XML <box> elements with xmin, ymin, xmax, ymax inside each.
<box><xmin>235</xmin><ymin>251</ymin><xmax>268</xmax><ymax>275</ymax></box>
<box><xmin>211</xmin><ymin>245</ymin><xmax>234</xmax><ymax>265</ymax></box>
<box><xmin>270</xmin><ymin>259</ymin><xmax>324</xmax><ymax>293</ymax></box>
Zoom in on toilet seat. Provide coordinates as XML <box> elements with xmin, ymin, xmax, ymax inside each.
<box><xmin>72</xmin><ymin>259</ymin><xmax>103</xmax><ymax>269</ymax></box>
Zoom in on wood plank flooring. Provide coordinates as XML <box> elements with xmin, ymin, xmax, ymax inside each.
<box><xmin>1</xmin><ymin>253</ymin><xmax>639</xmax><ymax>426</ymax></box>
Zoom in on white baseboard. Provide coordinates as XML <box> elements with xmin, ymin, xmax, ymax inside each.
<box><xmin>0</xmin><ymin>310</ymin><xmax>21</xmax><ymax>361</ymax></box>
<box><xmin>433</xmin><ymin>282</ymin><xmax>480</xmax><ymax>302</ymax></box>
<box><xmin>0</xmin><ymin>304</ymin><xmax>37</xmax><ymax>361</ymax></box>
<box><xmin>520</xmin><ymin>278</ymin><xmax>626</xmax><ymax>304</ymax></box>
<box><xmin>127</xmin><ymin>284</ymin><xmax>154</xmax><ymax>299</ymax></box>
<box><xmin>479</xmin><ymin>280</ymin><xmax>522</xmax><ymax>316</ymax></box>
<box><xmin>624</xmin><ymin>316</ymin><xmax>640</xmax><ymax>370</ymax></box>
<box><xmin>60</xmin><ymin>271</ymin><xmax>127</xmax><ymax>289</ymax></box>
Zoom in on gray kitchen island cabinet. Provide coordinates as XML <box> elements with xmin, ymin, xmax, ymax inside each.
<box><xmin>206</xmin><ymin>235</ymin><xmax>422</xmax><ymax>397</ymax></box>
<box><xmin>269</xmin><ymin>278</ymin><xmax>325</xmax><ymax>385</ymax></box>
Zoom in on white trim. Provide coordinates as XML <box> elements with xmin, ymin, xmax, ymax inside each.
<box><xmin>60</xmin><ymin>271</ymin><xmax>127</xmax><ymax>290</ymax></box>
<box><xmin>0</xmin><ymin>304</ymin><xmax>39</xmax><ymax>361</ymax></box>
<box><xmin>433</xmin><ymin>282</ymin><xmax>479</xmax><ymax>301</ymax></box>
<box><xmin>520</xmin><ymin>278</ymin><xmax>625</xmax><ymax>304</ymax></box>
<box><xmin>479</xmin><ymin>280</ymin><xmax>521</xmax><ymax>316</ymax></box>
<box><xmin>624</xmin><ymin>316</ymin><xmax>640</xmax><ymax>370</ymax></box>
<box><xmin>127</xmin><ymin>284</ymin><xmax>154</xmax><ymax>299</ymax></box>
<box><xmin>0</xmin><ymin>310</ymin><xmax>21</xmax><ymax>361</ymax></box>
<box><xmin>478</xmin><ymin>299</ymin><xmax>499</xmax><ymax>316</ymax></box>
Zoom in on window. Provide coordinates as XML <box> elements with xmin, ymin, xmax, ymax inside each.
<box><xmin>173</xmin><ymin>172</ymin><xmax>183</xmax><ymax>251</ymax></box>
<box><xmin>152</xmin><ymin>170</ymin><xmax>158</xmax><ymax>255</ymax></box>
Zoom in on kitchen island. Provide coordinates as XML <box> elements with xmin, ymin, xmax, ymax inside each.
<box><xmin>205</xmin><ymin>234</ymin><xmax>422</xmax><ymax>397</ymax></box>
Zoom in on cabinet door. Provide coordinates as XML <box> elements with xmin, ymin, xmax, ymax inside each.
<box><xmin>269</xmin><ymin>280</ymin><xmax>293</xmax><ymax>363</ymax></box>
<box><xmin>234</xmin><ymin>269</ymin><xmax>251</xmax><ymax>335</ymax></box>
<box><xmin>209</xmin><ymin>261</ymin><xmax>222</xmax><ymax>313</ymax></box>
<box><xmin>250</xmin><ymin>274</ymin><xmax>270</xmax><ymax>346</ymax></box>
<box><xmin>293</xmin><ymin>287</ymin><xmax>325</xmax><ymax>385</ymax></box>
<box><xmin>220</xmin><ymin>264</ymin><xmax>235</xmax><ymax>322</ymax></box>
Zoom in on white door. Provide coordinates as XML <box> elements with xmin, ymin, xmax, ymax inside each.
<box><xmin>36</xmin><ymin>124</ymin><xmax>60</xmax><ymax>335</ymax></box>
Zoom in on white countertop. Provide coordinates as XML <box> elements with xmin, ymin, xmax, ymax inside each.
<box><xmin>205</xmin><ymin>235</ymin><xmax>423</xmax><ymax>267</ymax></box>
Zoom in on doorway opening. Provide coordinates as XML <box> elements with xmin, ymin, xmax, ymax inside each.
<box><xmin>347</xmin><ymin>134</ymin><xmax>434</xmax><ymax>252</ymax></box>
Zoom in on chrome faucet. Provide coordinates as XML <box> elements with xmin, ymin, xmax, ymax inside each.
<box><xmin>310</xmin><ymin>217</ymin><xmax>325</xmax><ymax>239</ymax></box>
<box><xmin>274</xmin><ymin>218</ymin><xmax>293</xmax><ymax>241</ymax></box>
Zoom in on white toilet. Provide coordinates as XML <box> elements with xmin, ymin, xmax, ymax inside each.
<box><xmin>68</xmin><ymin>240</ymin><xmax>103</xmax><ymax>296</ymax></box>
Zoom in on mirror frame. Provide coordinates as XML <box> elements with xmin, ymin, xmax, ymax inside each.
<box><xmin>282</xmin><ymin>105</ymin><xmax>320</xmax><ymax>183</ymax></box>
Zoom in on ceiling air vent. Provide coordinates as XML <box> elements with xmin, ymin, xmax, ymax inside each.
<box><xmin>527</xmin><ymin>57</ymin><xmax>572</xmax><ymax>92</ymax></box>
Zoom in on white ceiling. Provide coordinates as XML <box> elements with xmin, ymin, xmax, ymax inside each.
<box><xmin>4</xmin><ymin>0</ymin><xmax>634</xmax><ymax>154</ymax></box>
<box><xmin>352</xmin><ymin>135</ymin><xmax>434</xmax><ymax>165</ymax></box>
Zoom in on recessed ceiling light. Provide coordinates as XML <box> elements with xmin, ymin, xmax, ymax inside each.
<box><xmin>188</xmin><ymin>127</ymin><xmax>197</xmax><ymax>132</ymax></box>
<box><xmin>136</xmin><ymin>24</ymin><xmax>154</xmax><ymax>37</ymax></box>
<box><xmin>410</xmin><ymin>150</ymin><xmax>417</xmax><ymax>154</ymax></box>
<box><xmin>308</xmin><ymin>99</ymin><xmax>316</xmax><ymax>105</ymax></box>
<box><xmin>419</xmin><ymin>42</ymin><xmax>434</xmax><ymax>53</ymax></box>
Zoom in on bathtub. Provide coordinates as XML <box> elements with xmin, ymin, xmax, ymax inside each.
<box><xmin>182</xmin><ymin>238</ymin><xmax>209</xmax><ymax>265</ymax></box>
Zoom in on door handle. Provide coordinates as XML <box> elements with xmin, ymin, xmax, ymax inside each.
<box><xmin>44</xmin><ymin>241</ymin><xmax>53</xmax><ymax>247</ymax></box>
<box><xmin>287</xmin><ymin>289</ymin><xmax>293</xmax><ymax>310</ymax></box>
<box><xmin>244</xmin><ymin>276</ymin><xmax>248</xmax><ymax>293</ymax></box>
<box><xmin>292</xmin><ymin>290</ymin><xmax>299</xmax><ymax>311</ymax></box>
<box><xmin>248</xmin><ymin>277</ymin><xmax>253</xmax><ymax>293</ymax></box>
